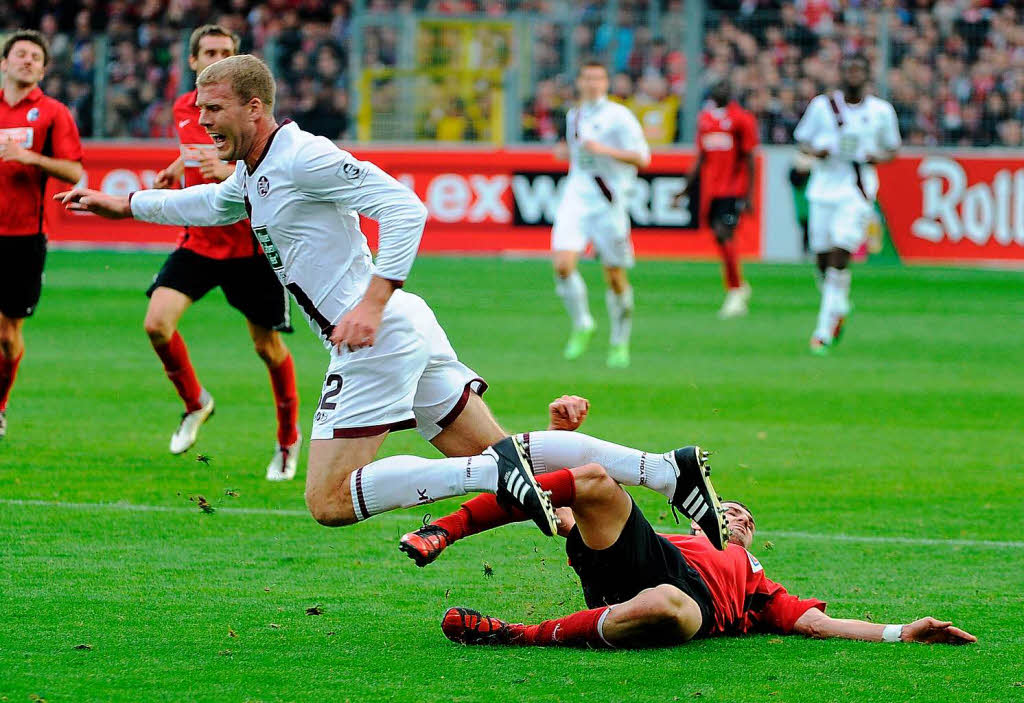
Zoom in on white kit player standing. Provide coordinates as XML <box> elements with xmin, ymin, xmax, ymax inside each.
<box><xmin>58</xmin><ymin>55</ymin><xmax>730</xmax><ymax>551</ymax></box>
<box><xmin>793</xmin><ymin>53</ymin><xmax>901</xmax><ymax>354</ymax></box>
<box><xmin>552</xmin><ymin>61</ymin><xmax>651</xmax><ymax>368</ymax></box>
<box><xmin>57</xmin><ymin>55</ymin><xmax>561</xmax><ymax>537</ymax></box>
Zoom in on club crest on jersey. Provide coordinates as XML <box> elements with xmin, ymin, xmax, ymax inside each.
<box><xmin>339</xmin><ymin>160</ymin><xmax>367</xmax><ymax>184</ymax></box>
<box><xmin>256</xmin><ymin>175</ymin><xmax>270</xmax><ymax>197</ymax></box>
<box><xmin>26</xmin><ymin>107</ymin><xmax>40</xmax><ymax>122</ymax></box>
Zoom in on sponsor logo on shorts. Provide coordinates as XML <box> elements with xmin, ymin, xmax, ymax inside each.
<box><xmin>257</xmin><ymin>175</ymin><xmax>270</xmax><ymax>197</ymax></box>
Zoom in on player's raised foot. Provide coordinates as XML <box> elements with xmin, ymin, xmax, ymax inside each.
<box><xmin>169</xmin><ymin>390</ymin><xmax>215</xmax><ymax>455</ymax></box>
<box><xmin>266</xmin><ymin>429</ymin><xmax>301</xmax><ymax>481</ymax></box>
<box><xmin>487</xmin><ymin>436</ymin><xmax>559</xmax><ymax>537</ymax></box>
<box><xmin>809</xmin><ymin>337</ymin><xmax>830</xmax><ymax>356</ymax></box>
<box><xmin>719</xmin><ymin>283</ymin><xmax>751</xmax><ymax>319</ymax></box>
<box><xmin>563</xmin><ymin>325</ymin><xmax>594</xmax><ymax>360</ymax></box>
<box><xmin>0</xmin><ymin>410</ymin><xmax>6</xmax><ymax>440</ymax></box>
<box><xmin>668</xmin><ymin>446</ymin><xmax>729</xmax><ymax>550</ymax></box>
<box><xmin>442</xmin><ymin>607</ymin><xmax>525</xmax><ymax>646</ymax></box>
<box><xmin>400</xmin><ymin>518</ymin><xmax>452</xmax><ymax>567</ymax></box>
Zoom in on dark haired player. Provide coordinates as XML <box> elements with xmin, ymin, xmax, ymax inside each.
<box><xmin>402</xmin><ymin>399</ymin><xmax>975</xmax><ymax>650</ymax></box>
<box><xmin>147</xmin><ymin>25</ymin><xmax>300</xmax><ymax>478</ymax></box>
<box><xmin>794</xmin><ymin>53</ymin><xmax>900</xmax><ymax>355</ymax></box>
<box><xmin>675</xmin><ymin>80</ymin><xmax>758</xmax><ymax>319</ymax></box>
<box><xmin>0</xmin><ymin>30</ymin><xmax>83</xmax><ymax>439</ymax></box>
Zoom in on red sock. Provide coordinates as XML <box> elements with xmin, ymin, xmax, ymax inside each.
<box><xmin>433</xmin><ymin>469</ymin><xmax>577</xmax><ymax>541</ymax></box>
<box><xmin>522</xmin><ymin>606</ymin><xmax>612</xmax><ymax>648</ymax></box>
<box><xmin>718</xmin><ymin>237</ymin><xmax>742</xmax><ymax>289</ymax></box>
<box><xmin>153</xmin><ymin>331</ymin><xmax>203</xmax><ymax>412</ymax></box>
<box><xmin>0</xmin><ymin>351</ymin><xmax>24</xmax><ymax>412</ymax></box>
<box><xmin>268</xmin><ymin>354</ymin><xmax>299</xmax><ymax>446</ymax></box>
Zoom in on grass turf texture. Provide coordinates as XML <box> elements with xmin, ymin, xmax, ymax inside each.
<box><xmin>2</xmin><ymin>252</ymin><xmax>1022</xmax><ymax>703</ymax></box>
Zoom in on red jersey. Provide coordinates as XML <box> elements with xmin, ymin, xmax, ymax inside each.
<box><xmin>695</xmin><ymin>101</ymin><xmax>758</xmax><ymax>210</ymax></box>
<box><xmin>663</xmin><ymin>534</ymin><xmax>826</xmax><ymax>636</ymax></box>
<box><xmin>171</xmin><ymin>90</ymin><xmax>255</xmax><ymax>259</ymax></box>
<box><xmin>0</xmin><ymin>86</ymin><xmax>82</xmax><ymax>236</ymax></box>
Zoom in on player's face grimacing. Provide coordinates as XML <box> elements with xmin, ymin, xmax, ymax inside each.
<box><xmin>691</xmin><ymin>501</ymin><xmax>755</xmax><ymax>549</ymax></box>
<box><xmin>189</xmin><ymin>35</ymin><xmax>236</xmax><ymax>75</ymax></box>
<box><xmin>1</xmin><ymin>40</ymin><xmax>46</xmax><ymax>87</ymax></box>
<box><xmin>197</xmin><ymin>81</ymin><xmax>257</xmax><ymax>162</ymax></box>
<box><xmin>577</xmin><ymin>66</ymin><xmax>609</xmax><ymax>103</ymax></box>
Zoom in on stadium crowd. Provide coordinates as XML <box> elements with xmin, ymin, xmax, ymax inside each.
<box><xmin>3</xmin><ymin>0</ymin><xmax>1024</xmax><ymax>146</ymax></box>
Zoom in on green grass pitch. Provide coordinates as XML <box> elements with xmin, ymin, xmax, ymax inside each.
<box><xmin>2</xmin><ymin>252</ymin><xmax>1022</xmax><ymax>702</ymax></box>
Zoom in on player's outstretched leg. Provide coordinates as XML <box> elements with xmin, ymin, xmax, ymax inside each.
<box><xmin>310</xmin><ymin>435</ymin><xmax>557</xmax><ymax>536</ymax></box>
<box><xmin>554</xmin><ymin>251</ymin><xmax>595</xmax><ymax>361</ymax></box>
<box><xmin>401</xmin><ymin>468</ymin><xmax>577</xmax><ymax>566</ymax></box>
<box><xmin>668</xmin><ymin>446</ymin><xmax>729</xmax><ymax>550</ymax></box>
<box><xmin>251</xmin><ymin>325</ymin><xmax>301</xmax><ymax>481</ymax></box>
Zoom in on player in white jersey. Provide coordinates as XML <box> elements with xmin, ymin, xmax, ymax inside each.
<box><xmin>57</xmin><ymin>55</ymin><xmax>730</xmax><ymax>549</ymax></box>
<box><xmin>793</xmin><ymin>53</ymin><xmax>901</xmax><ymax>354</ymax></box>
<box><xmin>552</xmin><ymin>62</ymin><xmax>651</xmax><ymax>368</ymax></box>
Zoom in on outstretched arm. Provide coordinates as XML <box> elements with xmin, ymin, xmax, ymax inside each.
<box><xmin>792</xmin><ymin>608</ymin><xmax>976</xmax><ymax>644</ymax></box>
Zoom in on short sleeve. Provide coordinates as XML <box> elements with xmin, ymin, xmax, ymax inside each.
<box><xmin>48</xmin><ymin>103</ymin><xmax>83</xmax><ymax>162</ymax></box>
<box><xmin>617</xmin><ymin>107</ymin><xmax>651</xmax><ymax>162</ymax></box>
<box><xmin>793</xmin><ymin>96</ymin><xmax>825</xmax><ymax>145</ymax></box>
<box><xmin>739</xmin><ymin>111</ymin><xmax>760</xmax><ymax>153</ymax></box>
<box><xmin>750</xmin><ymin>579</ymin><xmax>827</xmax><ymax>634</ymax></box>
<box><xmin>881</xmin><ymin>102</ymin><xmax>902</xmax><ymax>151</ymax></box>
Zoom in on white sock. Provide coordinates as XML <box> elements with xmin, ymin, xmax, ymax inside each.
<box><xmin>518</xmin><ymin>430</ymin><xmax>676</xmax><ymax>499</ymax></box>
<box><xmin>833</xmin><ymin>267</ymin><xmax>851</xmax><ymax>316</ymax></box>
<box><xmin>813</xmin><ymin>268</ymin><xmax>844</xmax><ymax>342</ymax></box>
<box><xmin>555</xmin><ymin>271</ymin><xmax>594</xmax><ymax>331</ymax></box>
<box><xmin>349</xmin><ymin>453</ymin><xmax>498</xmax><ymax>521</ymax></box>
<box><xmin>606</xmin><ymin>287</ymin><xmax>634</xmax><ymax>346</ymax></box>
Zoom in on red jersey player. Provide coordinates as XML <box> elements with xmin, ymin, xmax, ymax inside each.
<box><xmin>676</xmin><ymin>81</ymin><xmax>758</xmax><ymax>319</ymax></box>
<box><xmin>404</xmin><ymin>396</ymin><xmax>976</xmax><ymax>649</ymax></box>
<box><xmin>0</xmin><ymin>30</ymin><xmax>83</xmax><ymax>440</ymax></box>
<box><xmin>147</xmin><ymin>25</ymin><xmax>300</xmax><ymax>480</ymax></box>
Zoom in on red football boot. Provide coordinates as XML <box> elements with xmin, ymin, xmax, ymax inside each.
<box><xmin>399</xmin><ymin>523</ymin><xmax>452</xmax><ymax>567</ymax></box>
<box><xmin>442</xmin><ymin>607</ymin><xmax>526</xmax><ymax>645</ymax></box>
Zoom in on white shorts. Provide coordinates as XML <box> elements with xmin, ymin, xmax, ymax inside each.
<box><xmin>551</xmin><ymin>191</ymin><xmax>634</xmax><ymax>268</ymax></box>
<box><xmin>311</xmin><ymin>289</ymin><xmax>485</xmax><ymax>442</ymax></box>
<box><xmin>808</xmin><ymin>197</ymin><xmax>875</xmax><ymax>253</ymax></box>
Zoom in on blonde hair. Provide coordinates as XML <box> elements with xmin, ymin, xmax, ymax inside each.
<box><xmin>197</xmin><ymin>54</ymin><xmax>275</xmax><ymax>112</ymax></box>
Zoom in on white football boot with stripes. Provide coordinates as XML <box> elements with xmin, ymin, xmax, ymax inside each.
<box><xmin>169</xmin><ymin>390</ymin><xmax>215</xmax><ymax>455</ymax></box>
<box><xmin>487</xmin><ymin>436</ymin><xmax>559</xmax><ymax>537</ymax></box>
<box><xmin>265</xmin><ymin>429</ymin><xmax>301</xmax><ymax>481</ymax></box>
<box><xmin>669</xmin><ymin>446</ymin><xmax>730</xmax><ymax>550</ymax></box>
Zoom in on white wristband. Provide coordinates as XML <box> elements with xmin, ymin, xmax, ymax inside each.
<box><xmin>882</xmin><ymin>624</ymin><xmax>904</xmax><ymax>643</ymax></box>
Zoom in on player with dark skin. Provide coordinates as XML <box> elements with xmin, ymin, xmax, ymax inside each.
<box><xmin>674</xmin><ymin>80</ymin><xmax>755</xmax><ymax>242</ymax></box>
<box><xmin>798</xmin><ymin>55</ymin><xmax>897</xmax><ymax>279</ymax></box>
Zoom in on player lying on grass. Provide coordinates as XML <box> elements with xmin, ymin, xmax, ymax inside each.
<box><xmin>53</xmin><ymin>56</ymin><xmax>728</xmax><ymax>550</ymax></box>
<box><xmin>403</xmin><ymin>400</ymin><xmax>976</xmax><ymax>649</ymax></box>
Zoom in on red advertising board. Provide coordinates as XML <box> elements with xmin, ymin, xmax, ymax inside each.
<box><xmin>46</xmin><ymin>143</ymin><xmax>762</xmax><ymax>259</ymax></box>
<box><xmin>877</xmin><ymin>153</ymin><xmax>1024</xmax><ymax>263</ymax></box>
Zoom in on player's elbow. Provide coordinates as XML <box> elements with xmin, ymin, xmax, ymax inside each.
<box><xmin>793</xmin><ymin>608</ymin><xmax>830</xmax><ymax>639</ymax></box>
<box><xmin>64</xmin><ymin>162</ymin><xmax>84</xmax><ymax>185</ymax></box>
<box><xmin>637</xmin><ymin>152</ymin><xmax>652</xmax><ymax>169</ymax></box>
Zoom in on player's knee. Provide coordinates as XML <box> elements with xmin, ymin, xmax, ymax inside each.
<box><xmin>305</xmin><ymin>491</ymin><xmax>357</xmax><ymax>527</ymax></box>
<box><xmin>253</xmin><ymin>334</ymin><xmax>285</xmax><ymax>366</ymax></box>
<box><xmin>646</xmin><ymin>584</ymin><xmax>700</xmax><ymax>640</ymax></box>
<box><xmin>571</xmin><ymin>463</ymin><xmax>618</xmax><ymax>499</ymax></box>
<box><xmin>554</xmin><ymin>261</ymin><xmax>574</xmax><ymax>279</ymax></box>
<box><xmin>143</xmin><ymin>315</ymin><xmax>174</xmax><ymax>345</ymax></box>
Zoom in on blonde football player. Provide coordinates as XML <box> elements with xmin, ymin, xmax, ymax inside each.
<box><xmin>552</xmin><ymin>62</ymin><xmax>650</xmax><ymax>368</ymax></box>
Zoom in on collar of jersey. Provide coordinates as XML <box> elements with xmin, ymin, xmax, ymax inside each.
<box><xmin>4</xmin><ymin>85</ymin><xmax>43</xmax><ymax>108</ymax></box>
<box><xmin>247</xmin><ymin>119</ymin><xmax>293</xmax><ymax>174</ymax></box>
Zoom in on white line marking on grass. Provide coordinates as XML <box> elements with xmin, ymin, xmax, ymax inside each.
<box><xmin>2</xmin><ymin>498</ymin><xmax>1022</xmax><ymax>549</ymax></box>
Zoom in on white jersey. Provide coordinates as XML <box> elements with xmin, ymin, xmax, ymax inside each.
<box><xmin>793</xmin><ymin>92</ymin><xmax>900</xmax><ymax>202</ymax></box>
<box><xmin>130</xmin><ymin>121</ymin><xmax>427</xmax><ymax>345</ymax></box>
<box><xmin>564</xmin><ymin>97</ymin><xmax>649</xmax><ymax>208</ymax></box>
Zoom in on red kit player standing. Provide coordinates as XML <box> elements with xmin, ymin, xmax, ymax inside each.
<box><xmin>0</xmin><ymin>30</ymin><xmax>83</xmax><ymax>440</ymax></box>
<box><xmin>147</xmin><ymin>25</ymin><xmax>300</xmax><ymax>479</ymax></box>
<box><xmin>676</xmin><ymin>80</ymin><xmax>758</xmax><ymax>319</ymax></box>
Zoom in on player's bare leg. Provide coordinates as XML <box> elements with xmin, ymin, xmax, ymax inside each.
<box><xmin>428</xmin><ymin>392</ymin><xmax>505</xmax><ymax>458</ymax></box>
<box><xmin>811</xmin><ymin>246</ymin><xmax>852</xmax><ymax>355</ymax></box>
<box><xmin>248</xmin><ymin>321</ymin><xmax>301</xmax><ymax>481</ymax></box>
<box><xmin>553</xmin><ymin>250</ymin><xmax>594</xmax><ymax>360</ymax></box>
<box><xmin>0</xmin><ymin>313</ymin><xmax>27</xmax><ymax>439</ymax></box>
<box><xmin>305</xmin><ymin>420</ymin><xmax>557</xmax><ymax>535</ymax></box>
<box><xmin>441</xmin><ymin>466</ymin><xmax>702</xmax><ymax>648</ymax></box>
<box><xmin>144</xmin><ymin>287</ymin><xmax>214</xmax><ymax>453</ymax></box>
<box><xmin>714</xmin><ymin>222</ymin><xmax>750</xmax><ymax>319</ymax></box>
<box><xmin>603</xmin><ymin>265</ymin><xmax>633</xmax><ymax>368</ymax></box>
